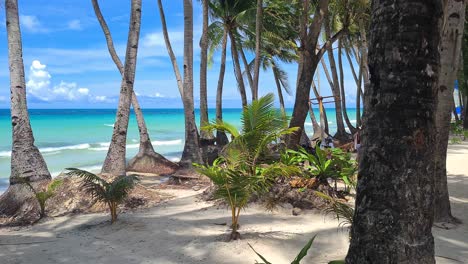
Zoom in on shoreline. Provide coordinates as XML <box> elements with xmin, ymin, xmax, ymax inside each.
<box><xmin>0</xmin><ymin>142</ymin><xmax>467</xmax><ymax>263</ymax></box>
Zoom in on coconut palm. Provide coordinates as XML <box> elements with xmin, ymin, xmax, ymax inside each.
<box><xmin>346</xmin><ymin>0</ymin><xmax>441</xmax><ymax>262</ymax></box>
<box><xmin>101</xmin><ymin>0</ymin><xmax>142</xmax><ymax>175</ymax></box>
<box><xmin>66</xmin><ymin>168</ymin><xmax>138</xmax><ymax>223</ymax></box>
<box><xmin>433</xmin><ymin>0</ymin><xmax>466</xmax><ymax>224</ymax></box>
<box><xmin>197</xmin><ymin>93</ymin><xmax>300</xmax><ymax>240</ymax></box>
<box><xmin>199</xmin><ymin>0</ymin><xmax>215</xmax><ymax>145</ymax></box>
<box><xmin>208</xmin><ymin>0</ymin><xmax>257</xmax><ymax>107</ymax></box>
<box><xmin>157</xmin><ymin>0</ymin><xmax>203</xmax><ymax>167</ymax></box>
<box><xmin>0</xmin><ymin>0</ymin><xmax>52</xmax><ymax>219</ymax></box>
<box><xmin>91</xmin><ymin>0</ymin><xmax>177</xmax><ymax>175</ymax></box>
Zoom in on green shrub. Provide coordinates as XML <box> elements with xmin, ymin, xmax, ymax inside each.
<box><xmin>22</xmin><ymin>178</ymin><xmax>63</xmax><ymax>218</ymax></box>
<box><xmin>65</xmin><ymin>168</ymin><xmax>138</xmax><ymax>223</ymax></box>
<box><xmin>196</xmin><ymin>93</ymin><xmax>300</xmax><ymax>240</ymax></box>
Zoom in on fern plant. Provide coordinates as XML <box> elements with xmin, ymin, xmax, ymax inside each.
<box><xmin>22</xmin><ymin>178</ymin><xmax>63</xmax><ymax>218</ymax></box>
<box><xmin>196</xmin><ymin>93</ymin><xmax>300</xmax><ymax>240</ymax></box>
<box><xmin>65</xmin><ymin>168</ymin><xmax>138</xmax><ymax>223</ymax></box>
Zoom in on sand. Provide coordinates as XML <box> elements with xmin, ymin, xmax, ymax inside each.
<box><xmin>0</xmin><ymin>142</ymin><xmax>467</xmax><ymax>264</ymax></box>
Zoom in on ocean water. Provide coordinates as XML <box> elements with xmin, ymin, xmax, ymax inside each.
<box><xmin>0</xmin><ymin>108</ymin><xmax>358</xmax><ymax>193</ymax></box>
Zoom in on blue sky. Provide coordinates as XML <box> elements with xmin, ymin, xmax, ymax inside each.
<box><xmin>0</xmin><ymin>0</ymin><xmax>359</xmax><ymax>109</ymax></box>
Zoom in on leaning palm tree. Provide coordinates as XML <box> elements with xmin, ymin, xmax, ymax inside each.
<box><xmin>101</xmin><ymin>0</ymin><xmax>142</xmax><ymax>176</ymax></box>
<box><xmin>91</xmin><ymin>0</ymin><xmax>177</xmax><ymax>175</ymax></box>
<box><xmin>197</xmin><ymin>93</ymin><xmax>300</xmax><ymax>240</ymax></box>
<box><xmin>0</xmin><ymin>0</ymin><xmax>52</xmax><ymax>220</ymax></box>
<box><xmin>66</xmin><ymin>168</ymin><xmax>138</xmax><ymax>223</ymax></box>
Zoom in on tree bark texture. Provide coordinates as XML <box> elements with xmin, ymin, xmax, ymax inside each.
<box><xmin>199</xmin><ymin>0</ymin><xmax>214</xmax><ymax>144</ymax></box>
<box><xmin>229</xmin><ymin>31</ymin><xmax>248</xmax><ymax>107</ymax></box>
<box><xmin>101</xmin><ymin>0</ymin><xmax>142</xmax><ymax>175</ymax></box>
<box><xmin>180</xmin><ymin>0</ymin><xmax>203</xmax><ymax>167</ymax></box>
<box><xmin>346</xmin><ymin>0</ymin><xmax>442</xmax><ymax>263</ymax></box>
<box><xmin>287</xmin><ymin>0</ymin><xmax>329</xmax><ymax>148</ymax></box>
<box><xmin>215</xmin><ymin>28</ymin><xmax>230</xmax><ymax>146</ymax></box>
<box><xmin>0</xmin><ymin>0</ymin><xmax>51</xmax><ymax>218</ymax></box>
<box><xmin>433</xmin><ymin>0</ymin><xmax>466</xmax><ymax>224</ymax></box>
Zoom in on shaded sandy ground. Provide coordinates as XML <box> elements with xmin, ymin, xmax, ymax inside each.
<box><xmin>0</xmin><ymin>143</ymin><xmax>467</xmax><ymax>264</ymax></box>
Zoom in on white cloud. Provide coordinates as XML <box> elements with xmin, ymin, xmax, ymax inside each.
<box><xmin>20</xmin><ymin>15</ymin><xmax>48</xmax><ymax>33</ymax></box>
<box><xmin>0</xmin><ymin>96</ymin><xmax>7</xmax><ymax>102</ymax></box>
<box><xmin>67</xmin><ymin>20</ymin><xmax>82</xmax><ymax>30</ymax></box>
<box><xmin>26</xmin><ymin>60</ymin><xmax>106</xmax><ymax>102</ymax></box>
<box><xmin>143</xmin><ymin>32</ymin><xmax>184</xmax><ymax>48</ymax></box>
<box><xmin>148</xmin><ymin>92</ymin><xmax>165</xmax><ymax>98</ymax></box>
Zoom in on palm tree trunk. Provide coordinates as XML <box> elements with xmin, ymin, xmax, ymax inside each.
<box><xmin>101</xmin><ymin>0</ymin><xmax>142</xmax><ymax>175</ymax></box>
<box><xmin>199</xmin><ymin>0</ymin><xmax>214</xmax><ymax>145</ymax></box>
<box><xmin>252</xmin><ymin>0</ymin><xmax>263</xmax><ymax>101</ymax></box>
<box><xmin>356</xmin><ymin>54</ymin><xmax>363</xmax><ymax>127</ymax></box>
<box><xmin>215</xmin><ymin>28</ymin><xmax>229</xmax><ymax>146</ymax></box>
<box><xmin>157</xmin><ymin>0</ymin><xmax>183</xmax><ymax>95</ymax></box>
<box><xmin>320</xmin><ymin>56</ymin><xmax>347</xmax><ymax>139</ymax></box>
<box><xmin>180</xmin><ymin>0</ymin><xmax>203</xmax><ymax>167</ymax></box>
<box><xmin>239</xmin><ymin>46</ymin><xmax>254</xmax><ymax>96</ymax></box>
<box><xmin>346</xmin><ymin>0</ymin><xmax>441</xmax><ymax>262</ymax></box>
<box><xmin>287</xmin><ymin>0</ymin><xmax>329</xmax><ymax>148</ymax></box>
<box><xmin>311</xmin><ymin>81</ymin><xmax>329</xmax><ymax>134</ymax></box>
<box><xmin>158</xmin><ymin>0</ymin><xmax>202</xmax><ymax>167</ymax></box>
<box><xmin>229</xmin><ymin>31</ymin><xmax>248</xmax><ymax>107</ymax></box>
<box><xmin>433</xmin><ymin>0</ymin><xmax>465</xmax><ymax>225</ymax></box>
<box><xmin>0</xmin><ymin>0</ymin><xmax>51</xmax><ymax>218</ymax></box>
<box><xmin>338</xmin><ymin>38</ymin><xmax>357</xmax><ymax>134</ymax></box>
<box><xmin>273</xmin><ymin>66</ymin><xmax>285</xmax><ymax>113</ymax></box>
<box><xmin>92</xmin><ymin>0</ymin><xmax>176</xmax><ymax>175</ymax></box>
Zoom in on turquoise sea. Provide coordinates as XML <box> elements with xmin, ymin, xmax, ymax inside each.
<box><xmin>0</xmin><ymin>108</ymin><xmax>358</xmax><ymax>193</ymax></box>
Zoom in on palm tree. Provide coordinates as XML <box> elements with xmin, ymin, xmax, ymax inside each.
<box><xmin>91</xmin><ymin>0</ymin><xmax>177</xmax><ymax>175</ymax></box>
<box><xmin>199</xmin><ymin>0</ymin><xmax>215</xmax><ymax>145</ymax></box>
<box><xmin>197</xmin><ymin>93</ymin><xmax>299</xmax><ymax>240</ymax></box>
<box><xmin>208</xmin><ymin>23</ymin><xmax>230</xmax><ymax>145</ymax></box>
<box><xmin>101</xmin><ymin>0</ymin><xmax>142</xmax><ymax>176</ymax></box>
<box><xmin>287</xmin><ymin>0</ymin><xmax>346</xmax><ymax>148</ymax></box>
<box><xmin>433</xmin><ymin>0</ymin><xmax>466</xmax><ymax>224</ymax></box>
<box><xmin>157</xmin><ymin>0</ymin><xmax>203</xmax><ymax>167</ymax></box>
<box><xmin>251</xmin><ymin>0</ymin><xmax>263</xmax><ymax>100</ymax></box>
<box><xmin>66</xmin><ymin>168</ymin><xmax>138</xmax><ymax>223</ymax></box>
<box><xmin>208</xmin><ymin>0</ymin><xmax>257</xmax><ymax>107</ymax></box>
<box><xmin>0</xmin><ymin>0</ymin><xmax>51</xmax><ymax>219</ymax></box>
<box><xmin>346</xmin><ymin>0</ymin><xmax>441</xmax><ymax>262</ymax></box>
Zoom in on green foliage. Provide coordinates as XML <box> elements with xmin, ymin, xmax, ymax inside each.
<box><xmin>65</xmin><ymin>168</ymin><xmax>138</xmax><ymax>223</ymax></box>
<box><xmin>22</xmin><ymin>178</ymin><xmax>63</xmax><ymax>218</ymax></box>
<box><xmin>197</xmin><ymin>93</ymin><xmax>300</xmax><ymax>240</ymax></box>
<box><xmin>249</xmin><ymin>235</ymin><xmax>317</xmax><ymax>264</ymax></box>
<box><xmin>450</xmin><ymin>137</ymin><xmax>462</xmax><ymax>145</ymax></box>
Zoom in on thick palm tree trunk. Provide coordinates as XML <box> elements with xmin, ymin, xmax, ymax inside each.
<box><xmin>252</xmin><ymin>0</ymin><xmax>263</xmax><ymax>101</ymax></box>
<box><xmin>199</xmin><ymin>0</ymin><xmax>214</xmax><ymax>145</ymax></box>
<box><xmin>229</xmin><ymin>31</ymin><xmax>248</xmax><ymax>107</ymax></box>
<box><xmin>101</xmin><ymin>0</ymin><xmax>142</xmax><ymax>175</ymax></box>
<box><xmin>180</xmin><ymin>0</ymin><xmax>203</xmax><ymax>167</ymax></box>
<box><xmin>287</xmin><ymin>0</ymin><xmax>328</xmax><ymax>148</ymax></box>
<box><xmin>345</xmin><ymin>0</ymin><xmax>442</xmax><ymax>263</ymax></box>
<box><xmin>433</xmin><ymin>0</ymin><xmax>466</xmax><ymax>224</ymax></box>
<box><xmin>92</xmin><ymin>0</ymin><xmax>176</xmax><ymax>175</ymax></box>
<box><xmin>215</xmin><ymin>28</ymin><xmax>230</xmax><ymax>146</ymax></box>
<box><xmin>0</xmin><ymin>0</ymin><xmax>51</xmax><ymax>219</ymax></box>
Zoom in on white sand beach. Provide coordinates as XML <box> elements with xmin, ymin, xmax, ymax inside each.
<box><xmin>0</xmin><ymin>142</ymin><xmax>467</xmax><ymax>264</ymax></box>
